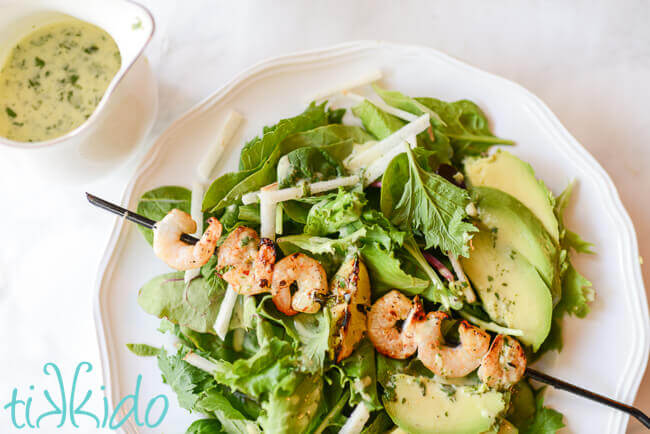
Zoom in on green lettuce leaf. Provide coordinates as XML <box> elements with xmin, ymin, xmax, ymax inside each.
<box><xmin>157</xmin><ymin>348</ymin><xmax>214</xmax><ymax>411</ymax></box>
<box><xmin>304</xmin><ymin>189</ymin><xmax>367</xmax><ymax>236</ymax></box>
<box><xmin>557</xmin><ymin>263</ymin><xmax>594</xmax><ymax>318</ymax></box>
<box><xmin>194</xmin><ymin>387</ymin><xmax>260</xmax><ymax>434</ymax></box>
<box><xmin>554</xmin><ymin>181</ymin><xmax>595</xmax><ymax>254</ymax></box>
<box><xmin>277</xmin><ymin>146</ymin><xmax>345</xmax><ymax>188</ymax></box>
<box><xmin>136</xmin><ymin>186</ymin><xmax>191</xmax><ymax>245</ymax></box>
<box><xmin>259</xmin><ymin>374</ymin><xmax>324</xmax><ymax>434</ymax></box>
<box><xmin>360</xmin><ymin>243</ymin><xmax>429</xmax><ymax>295</ymax></box>
<box><xmin>258</xmin><ymin>298</ymin><xmax>331</xmax><ymax>374</ymax></box>
<box><xmin>277</xmin><ymin>229</ymin><xmax>366</xmax><ymax>257</ymax></box>
<box><xmin>339</xmin><ymin>339</ymin><xmax>381</xmax><ymax>410</ymax></box>
<box><xmin>381</xmin><ymin>147</ymin><xmax>476</xmax><ymax>256</ymax></box>
<box><xmin>535</xmin><ymin>182</ymin><xmax>594</xmax><ymax>358</ymax></box>
<box><xmin>521</xmin><ymin>388</ymin><xmax>566</xmax><ymax>434</ymax></box>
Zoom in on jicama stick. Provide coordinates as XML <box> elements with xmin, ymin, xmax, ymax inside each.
<box><xmin>214</xmin><ymin>284</ymin><xmax>238</xmax><ymax>340</ymax></box>
<box><xmin>242</xmin><ymin>175</ymin><xmax>360</xmax><ymax>205</ymax></box>
<box><xmin>197</xmin><ymin>110</ymin><xmax>244</xmax><ymax>183</ymax></box>
<box><xmin>184</xmin><ymin>181</ymin><xmax>204</xmax><ymax>284</ymax></box>
<box><xmin>345</xmin><ymin>113</ymin><xmax>429</xmax><ymax>171</ymax></box>
<box><xmin>338</xmin><ymin>402</ymin><xmax>369</xmax><ymax>434</ymax></box>
<box><xmin>343</xmin><ymin>91</ymin><xmax>419</xmax><ymax>122</ymax></box>
<box><xmin>311</xmin><ymin>69</ymin><xmax>382</xmax><ymax>101</ymax></box>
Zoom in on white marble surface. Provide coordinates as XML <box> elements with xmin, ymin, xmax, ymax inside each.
<box><xmin>0</xmin><ymin>1</ymin><xmax>648</xmax><ymax>432</ymax></box>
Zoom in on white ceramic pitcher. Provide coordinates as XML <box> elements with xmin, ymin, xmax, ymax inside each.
<box><xmin>0</xmin><ymin>0</ymin><xmax>158</xmax><ymax>182</ymax></box>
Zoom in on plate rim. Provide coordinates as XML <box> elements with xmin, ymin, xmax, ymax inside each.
<box><xmin>92</xmin><ymin>40</ymin><xmax>649</xmax><ymax>433</ymax></box>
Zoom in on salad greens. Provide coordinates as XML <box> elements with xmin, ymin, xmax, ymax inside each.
<box><xmin>136</xmin><ymin>186</ymin><xmax>191</xmax><ymax>245</ymax></box>
<box><xmin>130</xmin><ymin>85</ymin><xmax>593</xmax><ymax>433</ymax></box>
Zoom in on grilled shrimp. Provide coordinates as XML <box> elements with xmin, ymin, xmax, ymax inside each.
<box><xmin>367</xmin><ymin>290</ymin><xmax>422</xmax><ymax>359</ymax></box>
<box><xmin>153</xmin><ymin>209</ymin><xmax>221</xmax><ymax>270</ymax></box>
<box><xmin>414</xmin><ymin>311</ymin><xmax>490</xmax><ymax>378</ymax></box>
<box><xmin>478</xmin><ymin>335</ymin><xmax>526</xmax><ymax>389</ymax></box>
<box><xmin>217</xmin><ymin>227</ymin><xmax>276</xmax><ymax>295</ymax></box>
<box><xmin>271</xmin><ymin>253</ymin><xmax>328</xmax><ymax>316</ymax></box>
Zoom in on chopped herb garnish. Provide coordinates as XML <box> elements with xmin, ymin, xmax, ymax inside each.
<box><xmin>6</xmin><ymin>107</ymin><xmax>17</xmax><ymax>118</ymax></box>
<box><xmin>83</xmin><ymin>45</ymin><xmax>99</xmax><ymax>54</ymax></box>
<box><xmin>69</xmin><ymin>74</ymin><xmax>79</xmax><ymax>85</ymax></box>
<box><xmin>34</xmin><ymin>57</ymin><xmax>45</xmax><ymax>67</ymax></box>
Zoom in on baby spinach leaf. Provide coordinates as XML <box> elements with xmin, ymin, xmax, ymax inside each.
<box><xmin>125</xmin><ymin>343</ymin><xmax>160</xmax><ymax>357</ymax></box>
<box><xmin>239</xmin><ymin>102</ymin><xmax>329</xmax><ymax>171</ymax></box>
<box><xmin>138</xmin><ymin>272</ymin><xmax>226</xmax><ymax>334</ymax></box>
<box><xmin>415</xmin><ymin>97</ymin><xmax>513</xmax><ymax>162</ymax></box>
<box><xmin>186</xmin><ymin>418</ymin><xmax>226</xmax><ymax>434</ymax></box>
<box><xmin>327</xmin><ymin>107</ymin><xmax>346</xmax><ymax>124</ymax></box>
<box><xmin>202</xmin><ymin>171</ymin><xmax>254</xmax><ymax>212</ymax></box>
<box><xmin>351</xmin><ymin>100</ymin><xmax>405</xmax><ymax>140</ymax></box>
<box><xmin>136</xmin><ymin>186</ymin><xmax>191</xmax><ymax>245</ymax></box>
<box><xmin>281</xmin><ymin>124</ymin><xmax>374</xmax><ymax>150</ymax></box>
<box><xmin>371</xmin><ymin>85</ymin><xmax>512</xmax><ymax>162</ymax></box>
<box><xmin>212</xmin><ymin>148</ymin><xmax>283</xmax><ymax>211</ymax></box>
<box><xmin>206</xmin><ymin>124</ymin><xmax>372</xmax><ymax>212</ymax></box>
<box><xmin>277</xmin><ymin>147</ymin><xmax>345</xmax><ymax>188</ymax></box>
<box><xmin>381</xmin><ymin>147</ymin><xmax>476</xmax><ymax>257</ymax></box>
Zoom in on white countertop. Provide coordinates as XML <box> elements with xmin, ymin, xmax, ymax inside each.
<box><xmin>0</xmin><ymin>1</ymin><xmax>648</xmax><ymax>432</ymax></box>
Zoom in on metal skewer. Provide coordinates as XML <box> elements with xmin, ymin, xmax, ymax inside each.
<box><xmin>86</xmin><ymin>192</ymin><xmax>198</xmax><ymax>245</ymax></box>
<box><xmin>86</xmin><ymin>192</ymin><xmax>650</xmax><ymax>429</ymax></box>
<box><xmin>526</xmin><ymin>368</ymin><xmax>649</xmax><ymax>428</ymax></box>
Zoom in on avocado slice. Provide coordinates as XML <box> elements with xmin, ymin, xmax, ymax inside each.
<box><xmin>461</xmin><ymin>229</ymin><xmax>552</xmax><ymax>350</ymax></box>
<box><xmin>465</xmin><ymin>150</ymin><xmax>559</xmax><ymax>243</ymax></box>
<box><xmin>384</xmin><ymin>374</ymin><xmax>507</xmax><ymax>434</ymax></box>
<box><xmin>472</xmin><ymin>186</ymin><xmax>561</xmax><ymax>304</ymax></box>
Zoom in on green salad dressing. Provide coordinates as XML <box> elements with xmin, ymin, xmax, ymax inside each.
<box><xmin>0</xmin><ymin>18</ymin><xmax>121</xmax><ymax>142</ymax></box>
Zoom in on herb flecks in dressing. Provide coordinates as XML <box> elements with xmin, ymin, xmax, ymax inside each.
<box><xmin>0</xmin><ymin>18</ymin><xmax>121</xmax><ymax>142</ymax></box>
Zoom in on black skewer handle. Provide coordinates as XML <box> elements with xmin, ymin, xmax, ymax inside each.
<box><xmin>526</xmin><ymin>368</ymin><xmax>650</xmax><ymax>428</ymax></box>
<box><xmin>85</xmin><ymin>193</ymin><xmax>199</xmax><ymax>245</ymax></box>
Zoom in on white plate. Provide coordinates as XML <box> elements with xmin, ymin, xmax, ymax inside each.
<box><xmin>93</xmin><ymin>41</ymin><xmax>649</xmax><ymax>433</ymax></box>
